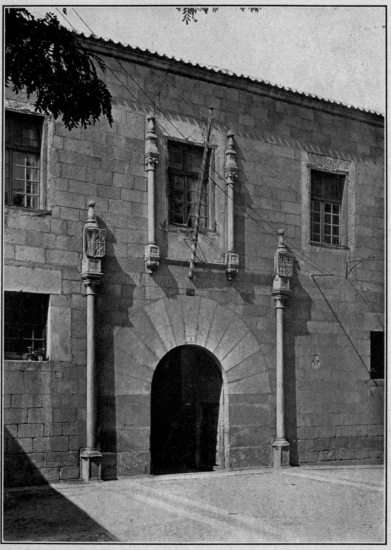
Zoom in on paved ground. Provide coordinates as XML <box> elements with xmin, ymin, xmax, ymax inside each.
<box><xmin>3</xmin><ymin>464</ymin><xmax>384</xmax><ymax>543</ymax></box>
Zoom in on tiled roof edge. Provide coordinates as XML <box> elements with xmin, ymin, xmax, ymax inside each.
<box><xmin>81</xmin><ymin>33</ymin><xmax>384</xmax><ymax>119</ymax></box>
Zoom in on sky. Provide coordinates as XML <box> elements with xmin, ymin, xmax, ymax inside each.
<box><xmin>28</xmin><ymin>5</ymin><xmax>385</xmax><ymax>113</ymax></box>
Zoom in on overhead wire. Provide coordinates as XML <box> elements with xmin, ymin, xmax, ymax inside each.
<box><xmin>69</xmin><ymin>9</ymin><xmax>383</xmax><ymax>293</ymax></box>
<box><xmin>64</xmin><ymin>8</ymin><xmax>383</xmax><ymax>371</ymax></box>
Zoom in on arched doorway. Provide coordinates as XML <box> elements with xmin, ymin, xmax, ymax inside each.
<box><xmin>151</xmin><ymin>345</ymin><xmax>224</xmax><ymax>475</ymax></box>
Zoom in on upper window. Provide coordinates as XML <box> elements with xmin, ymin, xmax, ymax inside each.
<box><xmin>5</xmin><ymin>111</ymin><xmax>43</xmax><ymax>209</ymax></box>
<box><xmin>370</xmin><ymin>331</ymin><xmax>384</xmax><ymax>380</ymax></box>
<box><xmin>310</xmin><ymin>170</ymin><xmax>345</xmax><ymax>246</ymax></box>
<box><xmin>4</xmin><ymin>292</ymin><xmax>49</xmax><ymax>360</ymax></box>
<box><xmin>167</xmin><ymin>140</ymin><xmax>211</xmax><ymax>230</ymax></box>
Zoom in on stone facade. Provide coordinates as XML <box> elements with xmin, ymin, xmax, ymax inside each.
<box><xmin>4</xmin><ymin>37</ymin><xmax>384</xmax><ymax>486</ymax></box>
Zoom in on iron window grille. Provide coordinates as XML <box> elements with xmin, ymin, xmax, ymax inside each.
<box><xmin>167</xmin><ymin>140</ymin><xmax>210</xmax><ymax>229</ymax></box>
<box><xmin>310</xmin><ymin>170</ymin><xmax>345</xmax><ymax>246</ymax></box>
<box><xmin>5</xmin><ymin>111</ymin><xmax>43</xmax><ymax>209</ymax></box>
<box><xmin>370</xmin><ymin>331</ymin><xmax>384</xmax><ymax>380</ymax></box>
<box><xmin>4</xmin><ymin>292</ymin><xmax>49</xmax><ymax>360</ymax></box>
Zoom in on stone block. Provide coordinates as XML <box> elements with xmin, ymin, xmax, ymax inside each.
<box><xmin>87</xmin><ymin>168</ymin><xmax>113</xmax><ymax>187</ymax></box>
<box><xmin>69</xmin><ymin>435</ymin><xmax>86</xmax><ymax>450</ymax></box>
<box><xmin>4</xmin><ymin>372</ymin><xmax>25</xmax><ymax>395</ymax></box>
<box><xmin>40</xmin><ymin>467</ymin><xmax>61</xmax><ymax>482</ymax></box>
<box><xmin>48</xmin><ymin>306</ymin><xmax>72</xmax><ymax>361</ymax></box>
<box><xmin>4</xmin><ymin>243</ymin><xmax>14</xmax><ymax>259</ymax></box>
<box><xmin>329</xmin><ymin>437</ymin><xmax>348</xmax><ymax>449</ymax></box>
<box><xmin>18</xmin><ymin>423</ymin><xmax>43</xmax><ymax>438</ymax></box>
<box><xmin>115</xmin><ymin>395</ymin><xmax>150</xmax><ymax>429</ymax></box>
<box><xmin>229</xmin><ymin>445</ymin><xmax>271</xmax><ymax>469</ymax></box>
<box><xmin>27</xmin><ymin>408</ymin><xmax>44</xmax><ymax>423</ymax></box>
<box><xmin>230</xmin><ymin>425</ymin><xmax>272</xmax><ymax>448</ymax></box>
<box><xmin>117</xmin><ymin>451</ymin><xmax>150</xmax><ymax>476</ymax></box>
<box><xmin>229</xmin><ymin>401</ymin><xmax>271</xmax><ymax>428</ymax></box>
<box><xmin>14</xmin><ymin>245</ymin><xmax>45</xmax><ymax>263</ymax></box>
<box><xmin>4</xmin><ymin>228</ymin><xmax>27</xmax><ymax>245</ymax></box>
<box><xmin>33</xmin><ymin>436</ymin><xmax>69</xmax><ymax>453</ymax></box>
<box><xmin>52</xmin><ymin>408</ymin><xmax>77</xmax><ymax>423</ymax></box>
<box><xmin>61</xmin><ymin>422</ymin><xmax>85</xmax><ymax>436</ymax></box>
<box><xmin>116</xmin><ymin>428</ymin><xmax>150</xmax><ymax>452</ymax></box>
<box><xmin>8</xmin><ymin>437</ymin><xmax>33</xmax><ymax>454</ymax></box>
<box><xmin>3</xmin><ymin>395</ymin><xmax>12</xmax><ymax>408</ymax></box>
<box><xmin>4</xmin><ymin>408</ymin><xmax>27</xmax><ymax>424</ymax></box>
<box><xmin>60</xmin><ymin>466</ymin><xmax>80</xmax><ymax>480</ymax></box>
<box><xmin>45</xmin><ymin>249</ymin><xmax>79</xmax><ymax>267</ymax></box>
<box><xmin>23</xmin><ymin>370</ymin><xmax>47</xmax><ymax>394</ymax></box>
<box><xmin>43</xmin><ymin>422</ymin><xmax>63</xmax><ymax>436</ymax></box>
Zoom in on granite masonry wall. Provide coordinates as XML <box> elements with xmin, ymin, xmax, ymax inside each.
<box><xmin>4</xmin><ymin>38</ymin><xmax>384</xmax><ymax>485</ymax></box>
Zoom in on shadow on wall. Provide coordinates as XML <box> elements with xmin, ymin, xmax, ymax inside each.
<box><xmin>4</xmin><ymin>431</ymin><xmax>115</xmax><ymax>542</ymax></box>
<box><xmin>284</xmin><ymin>258</ymin><xmax>312</xmax><ymax>465</ymax></box>
<box><xmin>4</xmin><ymin>427</ymin><xmax>50</xmax><ymax>488</ymax></box>
<box><xmin>95</xmin><ymin>218</ymin><xmax>137</xmax><ymax>481</ymax></box>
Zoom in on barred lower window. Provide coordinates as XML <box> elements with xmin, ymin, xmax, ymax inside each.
<box><xmin>4</xmin><ymin>292</ymin><xmax>49</xmax><ymax>360</ymax></box>
<box><xmin>168</xmin><ymin>140</ymin><xmax>210</xmax><ymax>229</ymax></box>
<box><xmin>310</xmin><ymin>170</ymin><xmax>345</xmax><ymax>246</ymax></box>
<box><xmin>5</xmin><ymin>111</ymin><xmax>43</xmax><ymax>209</ymax></box>
<box><xmin>370</xmin><ymin>331</ymin><xmax>384</xmax><ymax>380</ymax></box>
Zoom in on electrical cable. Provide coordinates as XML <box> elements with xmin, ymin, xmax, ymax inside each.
<box><xmin>69</xmin><ymin>9</ymin><xmax>382</xmax><ymax>287</ymax></box>
<box><xmin>66</xmin><ymin>9</ymin><xmax>384</xmax><ymax>372</ymax></box>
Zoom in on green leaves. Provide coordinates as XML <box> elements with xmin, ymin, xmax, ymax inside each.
<box><xmin>5</xmin><ymin>8</ymin><xmax>113</xmax><ymax>130</ymax></box>
<box><xmin>177</xmin><ymin>7</ymin><xmax>260</xmax><ymax>24</ymax></box>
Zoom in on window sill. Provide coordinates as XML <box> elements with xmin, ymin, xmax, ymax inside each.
<box><xmin>4</xmin><ymin>358</ymin><xmax>49</xmax><ymax>363</ymax></box>
<box><xmin>365</xmin><ymin>379</ymin><xmax>384</xmax><ymax>387</ymax></box>
<box><xmin>161</xmin><ymin>257</ymin><xmax>226</xmax><ymax>270</ymax></box>
<box><xmin>164</xmin><ymin>224</ymin><xmax>217</xmax><ymax>236</ymax></box>
<box><xmin>4</xmin><ymin>206</ymin><xmax>51</xmax><ymax>216</ymax></box>
<box><xmin>309</xmin><ymin>241</ymin><xmax>349</xmax><ymax>251</ymax></box>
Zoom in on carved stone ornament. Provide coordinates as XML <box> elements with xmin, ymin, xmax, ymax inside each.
<box><xmin>225</xmin><ymin>130</ymin><xmax>239</xmax><ymax>183</ymax></box>
<box><xmin>82</xmin><ymin>201</ymin><xmax>105</xmax><ymax>281</ymax></box>
<box><xmin>308</xmin><ymin>152</ymin><xmax>351</xmax><ymax>173</ymax></box>
<box><xmin>272</xmin><ymin>229</ymin><xmax>293</xmax><ymax>295</ymax></box>
<box><xmin>145</xmin><ymin>114</ymin><xmax>159</xmax><ymax>171</ymax></box>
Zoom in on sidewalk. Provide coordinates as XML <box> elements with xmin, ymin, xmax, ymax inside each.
<box><xmin>3</xmin><ymin>464</ymin><xmax>384</xmax><ymax>543</ymax></box>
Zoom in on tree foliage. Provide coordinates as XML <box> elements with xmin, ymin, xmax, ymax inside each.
<box><xmin>178</xmin><ymin>7</ymin><xmax>261</xmax><ymax>25</ymax></box>
<box><xmin>5</xmin><ymin>8</ymin><xmax>113</xmax><ymax>130</ymax></box>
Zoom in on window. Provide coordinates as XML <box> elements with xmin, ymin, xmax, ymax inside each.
<box><xmin>167</xmin><ymin>140</ymin><xmax>211</xmax><ymax>229</ymax></box>
<box><xmin>5</xmin><ymin>111</ymin><xmax>43</xmax><ymax>209</ymax></box>
<box><xmin>310</xmin><ymin>170</ymin><xmax>345</xmax><ymax>246</ymax></box>
<box><xmin>4</xmin><ymin>292</ymin><xmax>49</xmax><ymax>360</ymax></box>
<box><xmin>370</xmin><ymin>331</ymin><xmax>384</xmax><ymax>380</ymax></box>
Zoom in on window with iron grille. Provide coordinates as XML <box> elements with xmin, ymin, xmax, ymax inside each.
<box><xmin>4</xmin><ymin>292</ymin><xmax>49</xmax><ymax>360</ymax></box>
<box><xmin>5</xmin><ymin>111</ymin><xmax>43</xmax><ymax>209</ymax></box>
<box><xmin>370</xmin><ymin>331</ymin><xmax>384</xmax><ymax>380</ymax></box>
<box><xmin>310</xmin><ymin>170</ymin><xmax>345</xmax><ymax>246</ymax></box>
<box><xmin>167</xmin><ymin>140</ymin><xmax>210</xmax><ymax>229</ymax></box>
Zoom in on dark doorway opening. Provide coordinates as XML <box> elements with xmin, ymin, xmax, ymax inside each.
<box><xmin>151</xmin><ymin>345</ymin><xmax>223</xmax><ymax>475</ymax></box>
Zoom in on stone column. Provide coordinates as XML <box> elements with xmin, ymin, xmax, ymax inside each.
<box><xmin>144</xmin><ymin>114</ymin><xmax>160</xmax><ymax>274</ymax></box>
<box><xmin>80</xmin><ymin>201</ymin><xmax>105</xmax><ymax>481</ymax></box>
<box><xmin>271</xmin><ymin>229</ymin><xmax>293</xmax><ymax>468</ymax></box>
<box><xmin>80</xmin><ymin>278</ymin><xmax>102</xmax><ymax>481</ymax></box>
<box><xmin>225</xmin><ymin>130</ymin><xmax>239</xmax><ymax>280</ymax></box>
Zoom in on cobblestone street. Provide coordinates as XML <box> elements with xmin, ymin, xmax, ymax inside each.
<box><xmin>3</xmin><ymin>464</ymin><xmax>384</xmax><ymax>544</ymax></box>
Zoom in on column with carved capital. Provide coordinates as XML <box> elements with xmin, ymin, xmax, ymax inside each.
<box><xmin>225</xmin><ymin>130</ymin><xmax>239</xmax><ymax>280</ymax></box>
<box><xmin>80</xmin><ymin>201</ymin><xmax>105</xmax><ymax>481</ymax></box>
<box><xmin>144</xmin><ymin>115</ymin><xmax>160</xmax><ymax>274</ymax></box>
<box><xmin>272</xmin><ymin>229</ymin><xmax>294</xmax><ymax>467</ymax></box>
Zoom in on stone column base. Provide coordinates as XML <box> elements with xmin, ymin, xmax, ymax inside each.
<box><xmin>272</xmin><ymin>438</ymin><xmax>290</xmax><ymax>468</ymax></box>
<box><xmin>80</xmin><ymin>448</ymin><xmax>102</xmax><ymax>481</ymax></box>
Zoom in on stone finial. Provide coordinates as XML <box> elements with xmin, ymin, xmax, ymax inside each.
<box><xmin>145</xmin><ymin>114</ymin><xmax>159</xmax><ymax>171</ymax></box>
<box><xmin>277</xmin><ymin>228</ymin><xmax>285</xmax><ymax>247</ymax></box>
<box><xmin>225</xmin><ymin>130</ymin><xmax>238</xmax><ymax>183</ymax></box>
<box><xmin>87</xmin><ymin>201</ymin><xmax>96</xmax><ymax>223</ymax></box>
<box><xmin>273</xmin><ymin>228</ymin><xmax>294</xmax><ymax>295</ymax></box>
